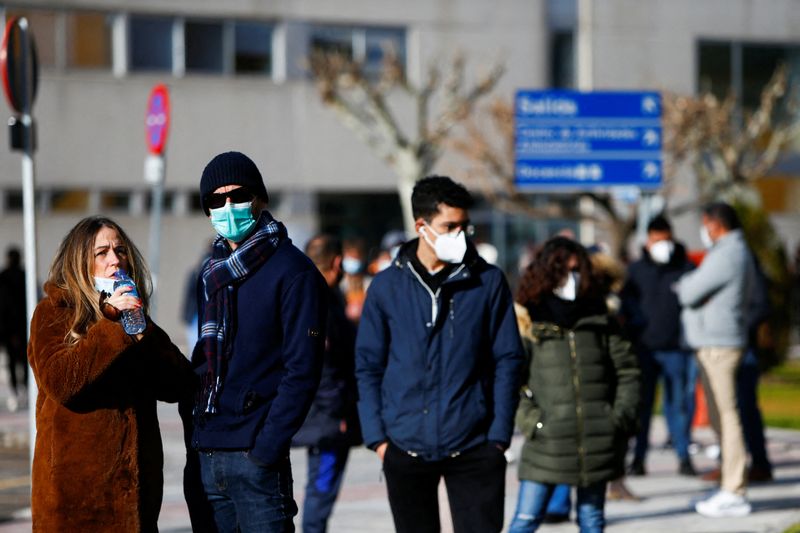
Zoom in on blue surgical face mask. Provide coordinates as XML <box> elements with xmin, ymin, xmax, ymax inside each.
<box><xmin>210</xmin><ymin>201</ymin><xmax>257</xmax><ymax>242</ymax></box>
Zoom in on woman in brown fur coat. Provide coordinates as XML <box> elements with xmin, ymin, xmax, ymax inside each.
<box><xmin>28</xmin><ymin>216</ymin><xmax>196</xmax><ymax>532</ymax></box>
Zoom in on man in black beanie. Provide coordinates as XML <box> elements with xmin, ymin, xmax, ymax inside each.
<box><xmin>184</xmin><ymin>151</ymin><xmax>327</xmax><ymax>532</ymax></box>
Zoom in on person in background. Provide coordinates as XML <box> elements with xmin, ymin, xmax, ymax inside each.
<box><xmin>621</xmin><ymin>215</ymin><xmax>697</xmax><ymax>477</ymax></box>
<box><xmin>702</xmin><ymin>255</ymin><xmax>774</xmax><ymax>484</ymax></box>
<box><xmin>181</xmin><ymin>242</ymin><xmax>213</xmax><ymax>353</ymax></box>
<box><xmin>678</xmin><ymin>202</ymin><xmax>755</xmax><ymax>517</ymax></box>
<box><xmin>340</xmin><ymin>239</ymin><xmax>371</xmax><ymax>323</ymax></box>
<box><xmin>293</xmin><ymin>234</ymin><xmax>362</xmax><ymax>533</ymax></box>
<box><xmin>356</xmin><ymin>176</ymin><xmax>523</xmax><ymax>533</ymax></box>
<box><xmin>0</xmin><ymin>246</ymin><xmax>27</xmax><ymax>412</ymax></box>
<box><xmin>28</xmin><ymin>216</ymin><xmax>195</xmax><ymax>531</ymax></box>
<box><xmin>184</xmin><ymin>151</ymin><xmax>327</xmax><ymax>532</ymax></box>
<box><xmin>510</xmin><ymin>237</ymin><xmax>640</xmax><ymax>533</ymax></box>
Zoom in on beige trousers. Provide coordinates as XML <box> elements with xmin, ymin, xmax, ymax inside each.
<box><xmin>697</xmin><ymin>346</ymin><xmax>747</xmax><ymax>495</ymax></box>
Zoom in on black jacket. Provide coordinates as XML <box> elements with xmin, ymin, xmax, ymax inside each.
<box><xmin>293</xmin><ymin>286</ymin><xmax>362</xmax><ymax>448</ymax></box>
<box><xmin>621</xmin><ymin>242</ymin><xmax>694</xmax><ymax>351</ymax></box>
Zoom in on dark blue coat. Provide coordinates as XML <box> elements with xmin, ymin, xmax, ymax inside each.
<box><xmin>621</xmin><ymin>243</ymin><xmax>694</xmax><ymax>352</ymax></box>
<box><xmin>189</xmin><ymin>238</ymin><xmax>327</xmax><ymax>466</ymax></box>
<box><xmin>355</xmin><ymin>240</ymin><xmax>524</xmax><ymax>461</ymax></box>
<box><xmin>292</xmin><ymin>286</ymin><xmax>362</xmax><ymax>448</ymax></box>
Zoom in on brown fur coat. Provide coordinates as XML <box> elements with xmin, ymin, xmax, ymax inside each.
<box><xmin>28</xmin><ymin>282</ymin><xmax>196</xmax><ymax>532</ymax></box>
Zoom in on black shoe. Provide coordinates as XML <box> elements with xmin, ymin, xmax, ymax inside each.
<box><xmin>628</xmin><ymin>460</ymin><xmax>646</xmax><ymax>476</ymax></box>
<box><xmin>542</xmin><ymin>513</ymin><xmax>570</xmax><ymax>524</ymax></box>
<box><xmin>679</xmin><ymin>458</ymin><xmax>696</xmax><ymax>476</ymax></box>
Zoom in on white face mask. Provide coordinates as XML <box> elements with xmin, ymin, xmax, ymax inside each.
<box><xmin>94</xmin><ymin>276</ymin><xmax>116</xmax><ymax>295</ymax></box>
<box><xmin>421</xmin><ymin>224</ymin><xmax>468</xmax><ymax>264</ymax></box>
<box><xmin>649</xmin><ymin>239</ymin><xmax>674</xmax><ymax>264</ymax></box>
<box><xmin>553</xmin><ymin>272</ymin><xmax>580</xmax><ymax>301</ymax></box>
<box><xmin>700</xmin><ymin>226</ymin><xmax>714</xmax><ymax>249</ymax></box>
<box><xmin>341</xmin><ymin>257</ymin><xmax>363</xmax><ymax>275</ymax></box>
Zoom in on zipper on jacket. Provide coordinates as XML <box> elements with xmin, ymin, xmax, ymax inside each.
<box><xmin>568</xmin><ymin>330</ymin><xmax>588</xmax><ymax>486</ymax></box>
<box><xmin>407</xmin><ymin>261</ymin><xmax>440</xmax><ymax>325</ymax></box>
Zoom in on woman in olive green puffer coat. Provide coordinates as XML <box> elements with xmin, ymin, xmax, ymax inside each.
<box><xmin>509</xmin><ymin>237</ymin><xmax>640</xmax><ymax>533</ymax></box>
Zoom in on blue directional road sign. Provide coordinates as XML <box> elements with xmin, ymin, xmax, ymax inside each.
<box><xmin>514</xmin><ymin>90</ymin><xmax>662</xmax><ymax>189</ymax></box>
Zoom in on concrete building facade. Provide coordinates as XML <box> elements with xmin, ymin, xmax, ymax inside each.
<box><xmin>0</xmin><ymin>0</ymin><xmax>797</xmax><ymax>340</ymax></box>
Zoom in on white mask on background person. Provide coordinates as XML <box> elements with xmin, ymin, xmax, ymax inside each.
<box><xmin>420</xmin><ymin>224</ymin><xmax>468</xmax><ymax>264</ymax></box>
<box><xmin>553</xmin><ymin>272</ymin><xmax>580</xmax><ymax>301</ymax></box>
<box><xmin>341</xmin><ymin>257</ymin><xmax>363</xmax><ymax>275</ymax></box>
<box><xmin>94</xmin><ymin>276</ymin><xmax>116</xmax><ymax>295</ymax></box>
<box><xmin>649</xmin><ymin>239</ymin><xmax>674</xmax><ymax>264</ymax></box>
<box><xmin>700</xmin><ymin>226</ymin><xmax>714</xmax><ymax>249</ymax></box>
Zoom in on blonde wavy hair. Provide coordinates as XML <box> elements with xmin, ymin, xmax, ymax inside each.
<box><xmin>47</xmin><ymin>216</ymin><xmax>151</xmax><ymax>344</ymax></box>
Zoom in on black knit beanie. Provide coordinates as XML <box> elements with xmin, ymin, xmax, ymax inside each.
<box><xmin>200</xmin><ymin>151</ymin><xmax>269</xmax><ymax>215</ymax></box>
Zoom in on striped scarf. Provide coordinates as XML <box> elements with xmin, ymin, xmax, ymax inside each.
<box><xmin>199</xmin><ymin>211</ymin><xmax>286</xmax><ymax>414</ymax></box>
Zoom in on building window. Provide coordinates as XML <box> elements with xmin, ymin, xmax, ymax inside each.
<box><xmin>698</xmin><ymin>40</ymin><xmax>800</xmax><ymax>109</ymax></box>
<box><xmin>235</xmin><ymin>21</ymin><xmax>272</xmax><ymax>74</ymax></box>
<box><xmin>51</xmin><ymin>189</ymin><xmax>89</xmax><ymax>212</ymax></box>
<box><xmin>5</xmin><ymin>190</ymin><xmax>23</xmax><ymax>212</ymax></box>
<box><xmin>129</xmin><ymin>15</ymin><xmax>174</xmax><ymax>72</ymax></box>
<box><xmin>698</xmin><ymin>42</ymin><xmax>731</xmax><ymax>100</ymax></box>
<box><xmin>100</xmin><ymin>191</ymin><xmax>131</xmax><ymax>211</ymax></box>
<box><xmin>5</xmin><ymin>8</ymin><xmax>58</xmax><ymax>67</ymax></box>
<box><xmin>310</xmin><ymin>25</ymin><xmax>405</xmax><ymax>76</ymax></box>
<box><xmin>185</xmin><ymin>20</ymin><xmax>224</xmax><ymax>73</ymax></box>
<box><xmin>550</xmin><ymin>31</ymin><xmax>575</xmax><ymax>89</ymax></box>
<box><xmin>66</xmin><ymin>11</ymin><xmax>112</xmax><ymax>69</ymax></box>
<box><xmin>364</xmin><ymin>27</ymin><xmax>405</xmax><ymax>77</ymax></box>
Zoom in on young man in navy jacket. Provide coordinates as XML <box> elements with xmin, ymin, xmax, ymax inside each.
<box><xmin>356</xmin><ymin>176</ymin><xmax>524</xmax><ymax>533</ymax></box>
<box><xmin>185</xmin><ymin>151</ymin><xmax>327</xmax><ymax>532</ymax></box>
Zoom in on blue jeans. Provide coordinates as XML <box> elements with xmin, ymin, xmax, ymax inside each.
<box><xmin>634</xmin><ymin>350</ymin><xmax>694</xmax><ymax>462</ymax></box>
<box><xmin>302</xmin><ymin>447</ymin><xmax>350</xmax><ymax>533</ymax></box>
<box><xmin>199</xmin><ymin>450</ymin><xmax>297</xmax><ymax>533</ymax></box>
<box><xmin>546</xmin><ymin>484</ymin><xmax>571</xmax><ymax>515</ymax></box>
<box><xmin>509</xmin><ymin>480</ymin><xmax>606</xmax><ymax>533</ymax></box>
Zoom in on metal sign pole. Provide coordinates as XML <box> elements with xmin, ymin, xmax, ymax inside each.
<box><xmin>146</xmin><ymin>156</ymin><xmax>165</xmax><ymax>319</ymax></box>
<box><xmin>18</xmin><ymin>17</ymin><xmax>39</xmax><ymax>470</ymax></box>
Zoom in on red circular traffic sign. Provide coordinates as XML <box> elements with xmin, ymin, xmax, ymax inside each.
<box><xmin>145</xmin><ymin>84</ymin><xmax>170</xmax><ymax>155</ymax></box>
<box><xmin>0</xmin><ymin>16</ymin><xmax>39</xmax><ymax>115</ymax></box>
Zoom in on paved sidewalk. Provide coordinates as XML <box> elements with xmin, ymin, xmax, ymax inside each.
<box><xmin>1</xmin><ymin>387</ymin><xmax>799</xmax><ymax>532</ymax></box>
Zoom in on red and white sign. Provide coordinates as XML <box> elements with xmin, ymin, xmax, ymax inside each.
<box><xmin>145</xmin><ymin>84</ymin><xmax>169</xmax><ymax>155</ymax></box>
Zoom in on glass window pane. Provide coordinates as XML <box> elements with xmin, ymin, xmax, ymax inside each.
<box><xmin>6</xmin><ymin>190</ymin><xmax>23</xmax><ymax>211</ymax></box>
<box><xmin>6</xmin><ymin>9</ymin><xmax>57</xmax><ymax>67</ymax></box>
<box><xmin>185</xmin><ymin>20</ymin><xmax>224</xmax><ymax>73</ymax></box>
<box><xmin>550</xmin><ymin>31</ymin><xmax>575</xmax><ymax>88</ymax></box>
<box><xmin>130</xmin><ymin>16</ymin><xmax>173</xmax><ymax>71</ymax></box>
<box><xmin>698</xmin><ymin>42</ymin><xmax>731</xmax><ymax>99</ymax></box>
<box><xmin>100</xmin><ymin>191</ymin><xmax>130</xmax><ymax>211</ymax></box>
<box><xmin>51</xmin><ymin>190</ymin><xmax>89</xmax><ymax>212</ymax></box>
<box><xmin>742</xmin><ymin>44</ymin><xmax>795</xmax><ymax>109</ymax></box>
<box><xmin>364</xmin><ymin>27</ymin><xmax>405</xmax><ymax>77</ymax></box>
<box><xmin>310</xmin><ymin>26</ymin><xmax>354</xmax><ymax>58</ymax></box>
<box><xmin>234</xmin><ymin>21</ymin><xmax>272</xmax><ymax>74</ymax></box>
<box><xmin>66</xmin><ymin>11</ymin><xmax>111</xmax><ymax>69</ymax></box>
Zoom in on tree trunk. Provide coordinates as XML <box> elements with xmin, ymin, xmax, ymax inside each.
<box><xmin>393</xmin><ymin>148</ymin><xmax>434</xmax><ymax>236</ymax></box>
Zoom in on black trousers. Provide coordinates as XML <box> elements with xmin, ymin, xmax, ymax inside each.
<box><xmin>382</xmin><ymin>441</ymin><xmax>507</xmax><ymax>533</ymax></box>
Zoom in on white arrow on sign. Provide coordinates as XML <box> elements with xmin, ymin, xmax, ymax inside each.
<box><xmin>642</xmin><ymin>129</ymin><xmax>660</xmax><ymax>146</ymax></box>
<box><xmin>641</xmin><ymin>96</ymin><xmax>658</xmax><ymax>114</ymax></box>
<box><xmin>642</xmin><ymin>161</ymin><xmax>660</xmax><ymax>179</ymax></box>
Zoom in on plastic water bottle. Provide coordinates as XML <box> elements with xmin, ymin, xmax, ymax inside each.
<box><xmin>113</xmin><ymin>269</ymin><xmax>146</xmax><ymax>335</ymax></box>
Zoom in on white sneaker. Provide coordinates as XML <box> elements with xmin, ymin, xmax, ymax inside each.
<box><xmin>695</xmin><ymin>490</ymin><xmax>752</xmax><ymax>517</ymax></box>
